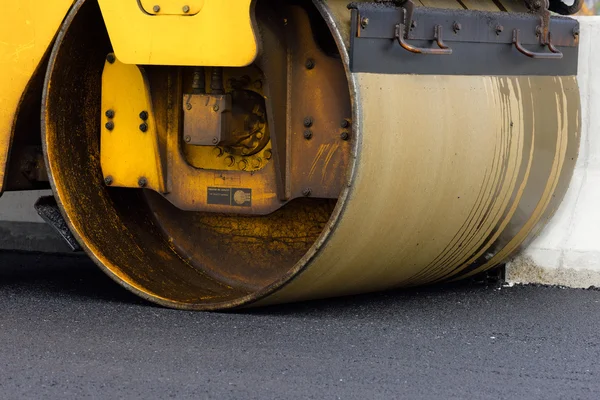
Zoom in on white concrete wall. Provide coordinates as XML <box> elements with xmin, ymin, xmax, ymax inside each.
<box><xmin>507</xmin><ymin>17</ymin><xmax>600</xmax><ymax>287</ymax></box>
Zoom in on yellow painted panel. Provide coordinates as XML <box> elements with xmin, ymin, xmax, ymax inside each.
<box><xmin>100</xmin><ymin>59</ymin><xmax>165</xmax><ymax>193</ymax></box>
<box><xmin>97</xmin><ymin>0</ymin><xmax>257</xmax><ymax>66</ymax></box>
<box><xmin>0</xmin><ymin>0</ymin><xmax>72</xmax><ymax>192</ymax></box>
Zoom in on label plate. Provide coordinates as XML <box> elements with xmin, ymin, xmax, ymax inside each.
<box><xmin>207</xmin><ymin>187</ymin><xmax>252</xmax><ymax>207</ymax></box>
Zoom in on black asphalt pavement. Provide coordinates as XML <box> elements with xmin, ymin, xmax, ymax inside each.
<box><xmin>1</xmin><ymin>251</ymin><xmax>599</xmax><ymax>399</ymax></box>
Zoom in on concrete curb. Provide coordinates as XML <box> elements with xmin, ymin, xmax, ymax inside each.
<box><xmin>507</xmin><ymin>17</ymin><xmax>600</xmax><ymax>288</ymax></box>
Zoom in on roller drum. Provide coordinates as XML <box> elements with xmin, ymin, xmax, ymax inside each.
<box><xmin>42</xmin><ymin>0</ymin><xmax>580</xmax><ymax>309</ymax></box>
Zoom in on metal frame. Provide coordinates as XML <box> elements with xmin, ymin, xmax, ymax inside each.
<box><xmin>349</xmin><ymin>3</ymin><xmax>579</xmax><ymax>75</ymax></box>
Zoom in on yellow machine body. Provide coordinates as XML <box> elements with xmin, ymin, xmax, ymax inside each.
<box><xmin>96</xmin><ymin>0</ymin><xmax>257</xmax><ymax>66</ymax></box>
<box><xmin>0</xmin><ymin>0</ymin><xmax>257</xmax><ymax>193</ymax></box>
<box><xmin>0</xmin><ymin>0</ymin><xmax>73</xmax><ymax>193</ymax></box>
<box><xmin>0</xmin><ymin>0</ymin><xmax>584</xmax><ymax>310</ymax></box>
<box><xmin>100</xmin><ymin>59</ymin><xmax>166</xmax><ymax>193</ymax></box>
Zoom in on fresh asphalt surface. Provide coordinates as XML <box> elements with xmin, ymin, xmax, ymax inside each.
<box><xmin>1</xmin><ymin>251</ymin><xmax>599</xmax><ymax>399</ymax></box>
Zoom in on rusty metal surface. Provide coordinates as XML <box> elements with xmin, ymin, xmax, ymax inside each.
<box><xmin>138</xmin><ymin>2</ymin><xmax>352</xmax><ymax>215</ymax></box>
<box><xmin>349</xmin><ymin>2</ymin><xmax>579</xmax><ymax>75</ymax></box>
<box><xmin>145</xmin><ymin>192</ymin><xmax>337</xmax><ymax>290</ymax></box>
<box><xmin>151</xmin><ymin>66</ymin><xmax>285</xmax><ymax>215</ymax></box>
<box><xmin>354</xmin><ymin>5</ymin><xmax>579</xmax><ymax>47</ymax></box>
<box><xmin>95</xmin><ymin>2</ymin><xmax>351</xmax><ymax>215</ymax></box>
<box><xmin>181</xmin><ymin>65</ymin><xmax>273</xmax><ymax>173</ymax></box>
<box><xmin>41</xmin><ymin>0</ymin><xmax>581</xmax><ymax>312</ymax></box>
<box><xmin>183</xmin><ymin>86</ymin><xmax>269</xmax><ymax>155</ymax></box>
<box><xmin>254</xmin><ymin>2</ymin><xmax>290</xmax><ymax>200</ymax></box>
<box><xmin>43</xmin><ymin>0</ymin><xmax>249</xmax><ymax>308</ymax></box>
<box><xmin>284</xmin><ymin>5</ymin><xmax>352</xmax><ymax>200</ymax></box>
<box><xmin>255</xmin><ymin>1</ymin><xmax>353</xmax><ymax>201</ymax></box>
<box><xmin>40</xmin><ymin>0</ymin><xmax>351</xmax><ymax>310</ymax></box>
<box><xmin>41</xmin><ymin>0</ymin><xmax>342</xmax><ymax>309</ymax></box>
<box><xmin>182</xmin><ymin>93</ymin><xmax>232</xmax><ymax>146</ymax></box>
<box><xmin>219</xmin><ymin>88</ymin><xmax>269</xmax><ymax>156</ymax></box>
<box><xmin>513</xmin><ymin>28</ymin><xmax>563</xmax><ymax>58</ymax></box>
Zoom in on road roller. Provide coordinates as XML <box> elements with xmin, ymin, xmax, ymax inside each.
<box><xmin>0</xmin><ymin>0</ymin><xmax>582</xmax><ymax>309</ymax></box>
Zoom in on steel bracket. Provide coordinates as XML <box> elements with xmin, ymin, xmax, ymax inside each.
<box><xmin>349</xmin><ymin>2</ymin><xmax>579</xmax><ymax>75</ymax></box>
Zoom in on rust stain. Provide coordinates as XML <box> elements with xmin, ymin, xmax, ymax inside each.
<box><xmin>321</xmin><ymin>143</ymin><xmax>340</xmax><ymax>183</ymax></box>
<box><xmin>308</xmin><ymin>144</ymin><xmax>329</xmax><ymax>180</ymax></box>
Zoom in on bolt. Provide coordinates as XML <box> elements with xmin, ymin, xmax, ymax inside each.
<box><xmin>533</xmin><ymin>0</ymin><xmax>542</xmax><ymax>9</ymax></box>
<box><xmin>251</xmin><ymin>158</ymin><xmax>261</xmax><ymax>169</ymax></box>
<box><xmin>139</xmin><ymin>111</ymin><xmax>149</xmax><ymax>121</ymax></box>
<box><xmin>453</xmin><ymin>22</ymin><xmax>461</xmax><ymax>33</ymax></box>
<box><xmin>139</xmin><ymin>123</ymin><xmax>148</xmax><ymax>133</ymax></box>
<box><xmin>535</xmin><ymin>26</ymin><xmax>542</xmax><ymax>36</ymax></box>
<box><xmin>360</xmin><ymin>17</ymin><xmax>369</xmax><ymax>29</ymax></box>
<box><xmin>573</xmin><ymin>26</ymin><xmax>580</xmax><ymax>38</ymax></box>
<box><xmin>105</xmin><ymin>109</ymin><xmax>115</xmax><ymax>119</ymax></box>
<box><xmin>184</xmin><ymin>135</ymin><xmax>192</xmax><ymax>143</ymax></box>
<box><xmin>104</xmin><ymin>176</ymin><xmax>113</xmax><ymax>186</ymax></box>
<box><xmin>302</xmin><ymin>188</ymin><xmax>312</xmax><ymax>197</ymax></box>
<box><xmin>213</xmin><ymin>147</ymin><xmax>224</xmax><ymax>157</ymax></box>
<box><xmin>225</xmin><ymin>156</ymin><xmax>235</xmax><ymax>167</ymax></box>
<box><xmin>138</xmin><ymin>177</ymin><xmax>148</xmax><ymax>188</ymax></box>
<box><xmin>256</xmin><ymin>132</ymin><xmax>264</xmax><ymax>139</ymax></box>
<box><xmin>106</xmin><ymin>53</ymin><xmax>116</xmax><ymax>64</ymax></box>
<box><xmin>264</xmin><ymin>149</ymin><xmax>272</xmax><ymax>160</ymax></box>
<box><xmin>238</xmin><ymin>159</ymin><xmax>249</xmax><ymax>171</ymax></box>
<box><xmin>303</xmin><ymin>116</ymin><xmax>313</xmax><ymax>128</ymax></box>
<box><xmin>254</xmin><ymin>80</ymin><xmax>263</xmax><ymax>90</ymax></box>
<box><xmin>341</xmin><ymin>131</ymin><xmax>350</xmax><ymax>141</ymax></box>
<box><xmin>105</xmin><ymin>121</ymin><xmax>114</xmax><ymax>131</ymax></box>
<box><xmin>212</xmin><ymin>137</ymin><xmax>219</xmax><ymax>145</ymax></box>
<box><xmin>303</xmin><ymin>130</ymin><xmax>313</xmax><ymax>140</ymax></box>
<box><xmin>495</xmin><ymin>25</ymin><xmax>504</xmax><ymax>35</ymax></box>
<box><xmin>153</xmin><ymin>5</ymin><xmax>160</xmax><ymax>12</ymax></box>
<box><xmin>305</xmin><ymin>59</ymin><xmax>315</xmax><ymax>70</ymax></box>
<box><xmin>182</xmin><ymin>5</ymin><xmax>190</xmax><ymax>13</ymax></box>
<box><xmin>213</xmin><ymin>104</ymin><xmax>220</xmax><ymax>112</ymax></box>
<box><xmin>341</xmin><ymin>119</ymin><xmax>350</xmax><ymax>129</ymax></box>
<box><xmin>186</xmin><ymin>103</ymin><xmax>192</xmax><ymax>111</ymax></box>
